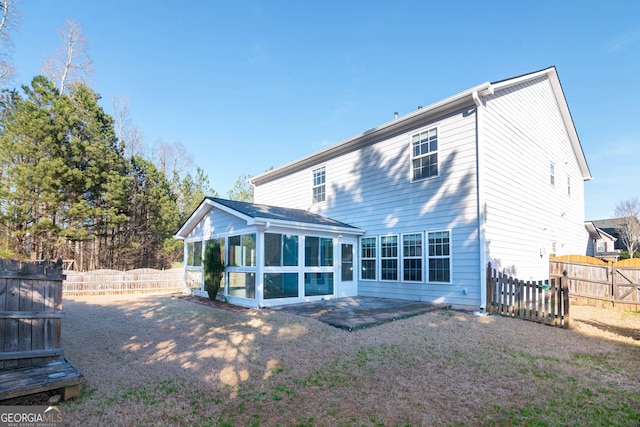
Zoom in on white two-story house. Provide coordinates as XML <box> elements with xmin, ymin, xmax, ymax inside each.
<box><xmin>175</xmin><ymin>66</ymin><xmax>592</xmax><ymax>310</ymax></box>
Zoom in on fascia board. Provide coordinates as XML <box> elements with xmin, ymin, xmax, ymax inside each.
<box><xmin>252</xmin><ymin>218</ymin><xmax>365</xmax><ymax>236</ymax></box>
<box><xmin>174</xmin><ymin>198</ymin><xmax>255</xmax><ymax>239</ymax></box>
<box><xmin>174</xmin><ymin>199</ymin><xmax>214</xmax><ymax>239</ymax></box>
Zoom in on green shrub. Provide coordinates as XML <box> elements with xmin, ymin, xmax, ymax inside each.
<box><xmin>204</xmin><ymin>240</ymin><xmax>225</xmax><ymax>301</ymax></box>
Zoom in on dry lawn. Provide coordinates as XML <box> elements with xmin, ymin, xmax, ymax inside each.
<box><xmin>50</xmin><ymin>293</ymin><xmax>640</xmax><ymax>426</ymax></box>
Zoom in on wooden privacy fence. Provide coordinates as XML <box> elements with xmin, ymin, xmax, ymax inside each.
<box><xmin>550</xmin><ymin>255</ymin><xmax>640</xmax><ymax>311</ymax></box>
<box><xmin>486</xmin><ymin>262</ymin><xmax>569</xmax><ymax>328</ymax></box>
<box><xmin>63</xmin><ymin>268</ymin><xmax>185</xmax><ymax>295</ymax></box>
<box><xmin>0</xmin><ymin>259</ymin><xmax>83</xmax><ymax>401</ymax></box>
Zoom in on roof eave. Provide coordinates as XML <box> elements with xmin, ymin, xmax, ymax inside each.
<box><xmin>252</xmin><ymin>217</ymin><xmax>365</xmax><ymax>235</ymax></box>
<box><xmin>251</xmin><ymin>81</ymin><xmax>492</xmax><ymax>186</ymax></box>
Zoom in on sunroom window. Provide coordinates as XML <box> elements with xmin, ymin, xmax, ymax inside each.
<box><xmin>264</xmin><ymin>233</ymin><xmax>299</xmax><ymax>267</ymax></box>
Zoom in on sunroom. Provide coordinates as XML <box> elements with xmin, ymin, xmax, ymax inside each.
<box><xmin>174</xmin><ymin>198</ymin><xmax>364</xmax><ymax>308</ymax></box>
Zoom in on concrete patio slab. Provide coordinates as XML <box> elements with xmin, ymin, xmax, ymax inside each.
<box><xmin>268</xmin><ymin>296</ymin><xmax>450</xmax><ymax>331</ymax></box>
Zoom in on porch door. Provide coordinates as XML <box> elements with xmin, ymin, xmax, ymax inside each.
<box><xmin>338</xmin><ymin>239</ymin><xmax>357</xmax><ymax>297</ymax></box>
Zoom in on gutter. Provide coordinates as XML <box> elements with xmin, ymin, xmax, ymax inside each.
<box><xmin>472</xmin><ymin>87</ymin><xmax>493</xmax><ymax>310</ymax></box>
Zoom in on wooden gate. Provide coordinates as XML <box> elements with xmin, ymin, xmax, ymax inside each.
<box><xmin>486</xmin><ymin>263</ymin><xmax>569</xmax><ymax>328</ymax></box>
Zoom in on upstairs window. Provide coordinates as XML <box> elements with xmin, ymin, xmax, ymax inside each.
<box><xmin>411</xmin><ymin>127</ymin><xmax>438</xmax><ymax>181</ymax></box>
<box><xmin>312</xmin><ymin>166</ymin><xmax>326</xmax><ymax>203</ymax></box>
<box><xmin>550</xmin><ymin>162</ymin><xmax>555</xmax><ymax>186</ymax></box>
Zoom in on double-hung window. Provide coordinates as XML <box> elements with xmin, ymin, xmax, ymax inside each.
<box><xmin>312</xmin><ymin>166</ymin><xmax>326</xmax><ymax>203</ymax></box>
<box><xmin>360</xmin><ymin>237</ymin><xmax>377</xmax><ymax>280</ymax></box>
<box><xmin>402</xmin><ymin>233</ymin><xmax>422</xmax><ymax>282</ymax></box>
<box><xmin>427</xmin><ymin>231</ymin><xmax>450</xmax><ymax>283</ymax></box>
<box><xmin>411</xmin><ymin>127</ymin><xmax>438</xmax><ymax>181</ymax></box>
<box><xmin>380</xmin><ymin>235</ymin><xmax>398</xmax><ymax>281</ymax></box>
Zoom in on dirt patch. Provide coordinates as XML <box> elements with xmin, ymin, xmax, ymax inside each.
<box><xmin>12</xmin><ymin>293</ymin><xmax>640</xmax><ymax>426</ymax></box>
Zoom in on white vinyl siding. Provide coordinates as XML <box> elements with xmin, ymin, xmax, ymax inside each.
<box><xmin>254</xmin><ymin>104</ymin><xmax>480</xmax><ymax>309</ymax></box>
<box><xmin>481</xmin><ymin>75</ymin><xmax>587</xmax><ymax>279</ymax></box>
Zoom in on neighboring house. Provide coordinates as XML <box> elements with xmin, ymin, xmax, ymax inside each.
<box><xmin>584</xmin><ymin>221</ymin><xmax>619</xmax><ymax>262</ymax></box>
<box><xmin>589</xmin><ymin>217</ymin><xmax>640</xmax><ymax>255</ymax></box>
<box><xmin>176</xmin><ymin>66</ymin><xmax>592</xmax><ymax>310</ymax></box>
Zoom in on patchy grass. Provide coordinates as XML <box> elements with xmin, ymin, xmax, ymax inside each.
<box><xmin>52</xmin><ymin>294</ymin><xmax>640</xmax><ymax>426</ymax></box>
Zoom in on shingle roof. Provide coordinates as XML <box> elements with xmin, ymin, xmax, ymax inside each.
<box><xmin>208</xmin><ymin>197</ymin><xmax>360</xmax><ymax>229</ymax></box>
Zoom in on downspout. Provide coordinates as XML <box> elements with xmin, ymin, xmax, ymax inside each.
<box><xmin>473</xmin><ymin>90</ymin><xmax>488</xmax><ymax>310</ymax></box>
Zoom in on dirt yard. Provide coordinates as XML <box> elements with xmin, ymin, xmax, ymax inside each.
<box><xmin>43</xmin><ymin>293</ymin><xmax>640</xmax><ymax>425</ymax></box>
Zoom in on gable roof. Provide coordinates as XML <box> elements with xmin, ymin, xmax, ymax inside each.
<box><xmin>590</xmin><ymin>217</ymin><xmax>640</xmax><ymax>238</ymax></box>
<box><xmin>174</xmin><ymin>197</ymin><xmax>363</xmax><ymax>239</ymax></box>
<box><xmin>251</xmin><ymin>66</ymin><xmax>591</xmax><ymax>186</ymax></box>
<box><xmin>584</xmin><ymin>221</ymin><xmax>617</xmax><ymax>241</ymax></box>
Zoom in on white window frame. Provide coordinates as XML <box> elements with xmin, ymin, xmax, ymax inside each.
<box><xmin>360</xmin><ymin>236</ymin><xmax>377</xmax><ymax>281</ymax></box>
<box><xmin>380</xmin><ymin>234</ymin><xmax>399</xmax><ymax>282</ymax></box>
<box><xmin>411</xmin><ymin>126</ymin><xmax>439</xmax><ymax>182</ymax></box>
<box><xmin>402</xmin><ymin>232</ymin><xmax>423</xmax><ymax>282</ymax></box>
<box><xmin>312</xmin><ymin>166</ymin><xmax>326</xmax><ymax>204</ymax></box>
<box><xmin>427</xmin><ymin>230</ymin><xmax>452</xmax><ymax>284</ymax></box>
<box><xmin>550</xmin><ymin>162</ymin><xmax>555</xmax><ymax>186</ymax></box>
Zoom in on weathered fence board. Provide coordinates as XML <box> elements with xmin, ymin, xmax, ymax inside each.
<box><xmin>486</xmin><ymin>263</ymin><xmax>569</xmax><ymax>328</ymax></box>
<box><xmin>63</xmin><ymin>268</ymin><xmax>185</xmax><ymax>295</ymax></box>
<box><xmin>0</xmin><ymin>259</ymin><xmax>83</xmax><ymax>401</ymax></box>
<box><xmin>551</xmin><ymin>255</ymin><xmax>640</xmax><ymax>311</ymax></box>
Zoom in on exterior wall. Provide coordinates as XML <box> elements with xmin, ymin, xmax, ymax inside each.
<box><xmin>481</xmin><ymin>76</ymin><xmax>588</xmax><ymax>281</ymax></box>
<box><xmin>256</xmin><ymin>107</ymin><xmax>482</xmax><ymax>309</ymax></box>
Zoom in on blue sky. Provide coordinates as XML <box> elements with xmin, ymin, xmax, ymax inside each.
<box><xmin>9</xmin><ymin>1</ymin><xmax>640</xmax><ymax>220</ymax></box>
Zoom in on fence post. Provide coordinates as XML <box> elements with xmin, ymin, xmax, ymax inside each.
<box><xmin>562</xmin><ymin>270</ymin><xmax>570</xmax><ymax>329</ymax></box>
<box><xmin>486</xmin><ymin>262</ymin><xmax>493</xmax><ymax>313</ymax></box>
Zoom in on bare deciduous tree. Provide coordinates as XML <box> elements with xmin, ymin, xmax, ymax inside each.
<box><xmin>112</xmin><ymin>95</ymin><xmax>145</xmax><ymax>159</ymax></box>
<box><xmin>0</xmin><ymin>0</ymin><xmax>19</xmax><ymax>87</ymax></box>
<box><xmin>153</xmin><ymin>140</ymin><xmax>193</xmax><ymax>186</ymax></box>
<box><xmin>614</xmin><ymin>197</ymin><xmax>640</xmax><ymax>258</ymax></box>
<box><xmin>42</xmin><ymin>19</ymin><xmax>93</xmax><ymax>94</ymax></box>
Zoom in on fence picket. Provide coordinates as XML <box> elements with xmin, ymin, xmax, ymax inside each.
<box><xmin>63</xmin><ymin>268</ymin><xmax>185</xmax><ymax>296</ymax></box>
<box><xmin>486</xmin><ymin>264</ymin><xmax>568</xmax><ymax>328</ymax></box>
